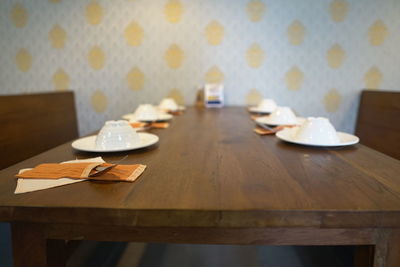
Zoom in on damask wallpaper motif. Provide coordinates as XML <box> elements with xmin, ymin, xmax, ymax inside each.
<box><xmin>0</xmin><ymin>0</ymin><xmax>399</xmax><ymax>135</ymax></box>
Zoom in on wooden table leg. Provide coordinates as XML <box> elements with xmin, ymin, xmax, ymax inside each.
<box><xmin>354</xmin><ymin>245</ymin><xmax>374</xmax><ymax>267</ymax></box>
<box><xmin>374</xmin><ymin>229</ymin><xmax>400</xmax><ymax>267</ymax></box>
<box><xmin>11</xmin><ymin>223</ymin><xmax>67</xmax><ymax>267</ymax></box>
<box><xmin>11</xmin><ymin>223</ymin><xmax>48</xmax><ymax>267</ymax></box>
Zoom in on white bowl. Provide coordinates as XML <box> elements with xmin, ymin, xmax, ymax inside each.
<box><xmin>95</xmin><ymin>120</ymin><xmax>140</xmax><ymax>150</ymax></box>
<box><xmin>256</xmin><ymin>99</ymin><xmax>277</xmax><ymax>113</ymax></box>
<box><xmin>294</xmin><ymin>117</ymin><xmax>340</xmax><ymax>145</ymax></box>
<box><xmin>159</xmin><ymin>98</ymin><xmax>179</xmax><ymax>111</ymax></box>
<box><xmin>133</xmin><ymin>104</ymin><xmax>159</xmax><ymax>121</ymax></box>
<box><xmin>267</xmin><ymin>106</ymin><xmax>298</xmax><ymax>125</ymax></box>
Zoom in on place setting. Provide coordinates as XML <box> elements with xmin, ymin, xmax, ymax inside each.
<box><xmin>71</xmin><ymin>120</ymin><xmax>159</xmax><ymax>153</ymax></box>
<box><xmin>159</xmin><ymin>97</ymin><xmax>185</xmax><ymax>115</ymax></box>
<box><xmin>253</xmin><ymin>106</ymin><xmax>305</xmax><ymax>135</ymax></box>
<box><xmin>122</xmin><ymin>103</ymin><xmax>173</xmax><ymax>123</ymax></box>
<box><xmin>251</xmin><ymin>98</ymin><xmax>359</xmax><ymax>147</ymax></box>
<box><xmin>248</xmin><ymin>98</ymin><xmax>277</xmax><ymax>115</ymax></box>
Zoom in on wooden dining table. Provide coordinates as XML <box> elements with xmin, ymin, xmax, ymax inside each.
<box><xmin>0</xmin><ymin>107</ymin><xmax>399</xmax><ymax>267</ymax></box>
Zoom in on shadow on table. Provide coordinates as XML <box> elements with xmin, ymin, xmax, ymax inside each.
<box><xmin>67</xmin><ymin>242</ymin><xmax>354</xmax><ymax>267</ymax></box>
<box><xmin>0</xmin><ymin>223</ymin><xmax>12</xmax><ymax>267</ymax></box>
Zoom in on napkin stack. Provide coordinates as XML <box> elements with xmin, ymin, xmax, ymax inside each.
<box><xmin>15</xmin><ymin>157</ymin><xmax>146</xmax><ymax>194</ymax></box>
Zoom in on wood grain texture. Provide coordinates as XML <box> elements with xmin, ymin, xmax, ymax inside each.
<box><xmin>0</xmin><ymin>91</ymin><xmax>79</xmax><ymax>170</ymax></box>
<box><xmin>43</xmin><ymin>224</ymin><xmax>377</xmax><ymax>246</ymax></box>
<box><xmin>0</xmin><ymin>107</ymin><xmax>400</xmax><ymax>229</ymax></box>
<box><xmin>356</xmin><ymin>90</ymin><xmax>400</xmax><ymax>160</ymax></box>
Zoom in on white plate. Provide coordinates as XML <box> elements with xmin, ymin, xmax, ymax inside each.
<box><xmin>248</xmin><ymin>107</ymin><xmax>274</xmax><ymax>114</ymax></box>
<box><xmin>276</xmin><ymin>127</ymin><xmax>359</xmax><ymax>147</ymax></box>
<box><xmin>122</xmin><ymin>113</ymin><xmax>173</xmax><ymax>122</ymax></box>
<box><xmin>71</xmin><ymin>133</ymin><xmax>159</xmax><ymax>152</ymax></box>
<box><xmin>255</xmin><ymin>116</ymin><xmax>306</xmax><ymax>126</ymax></box>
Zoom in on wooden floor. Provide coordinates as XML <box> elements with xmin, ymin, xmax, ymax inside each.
<box><xmin>0</xmin><ymin>223</ymin><xmax>353</xmax><ymax>267</ymax></box>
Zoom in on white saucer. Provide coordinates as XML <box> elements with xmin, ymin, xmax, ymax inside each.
<box><xmin>248</xmin><ymin>107</ymin><xmax>274</xmax><ymax>114</ymax></box>
<box><xmin>71</xmin><ymin>133</ymin><xmax>159</xmax><ymax>152</ymax></box>
<box><xmin>122</xmin><ymin>113</ymin><xmax>173</xmax><ymax>122</ymax></box>
<box><xmin>255</xmin><ymin>116</ymin><xmax>306</xmax><ymax>126</ymax></box>
<box><xmin>276</xmin><ymin>127</ymin><xmax>359</xmax><ymax>147</ymax></box>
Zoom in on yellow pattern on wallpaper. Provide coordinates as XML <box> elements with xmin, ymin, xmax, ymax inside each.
<box><xmin>285</xmin><ymin>66</ymin><xmax>304</xmax><ymax>91</ymax></box>
<box><xmin>127</xmin><ymin>67</ymin><xmax>145</xmax><ymax>91</ymax></box>
<box><xmin>11</xmin><ymin>3</ymin><xmax>27</xmax><ymax>28</ymax></box>
<box><xmin>287</xmin><ymin>20</ymin><xmax>306</xmax><ymax>45</ymax></box>
<box><xmin>91</xmin><ymin>89</ymin><xmax>108</xmax><ymax>113</ymax></box>
<box><xmin>165</xmin><ymin>44</ymin><xmax>185</xmax><ymax>69</ymax></box>
<box><xmin>86</xmin><ymin>2</ymin><xmax>103</xmax><ymax>25</ymax></box>
<box><xmin>368</xmin><ymin>20</ymin><xmax>388</xmax><ymax>46</ymax></box>
<box><xmin>88</xmin><ymin>46</ymin><xmax>105</xmax><ymax>70</ymax></box>
<box><xmin>246</xmin><ymin>0</ymin><xmax>266</xmax><ymax>22</ymax></box>
<box><xmin>164</xmin><ymin>0</ymin><xmax>183</xmax><ymax>23</ymax></box>
<box><xmin>52</xmin><ymin>69</ymin><xmax>70</xmax><ymax>91</ymax></box>
<box><xmin>246</xmin><ymin>89</ymin><xmax>263</xmax><ymax>106</ymax></box>
<box><xmin>205</xmin><ymin>21</ymin><xmax>224</xmax><ymax>46</ymax></box>
<box><xmin>326</xmin><ymin>44</ymin><xmax>346</xmax><ymax>69</ymax></box>
<box><xmin>15</xmin><ymin>49</ymin><xmax>32</xmax><ymax>72</ymax></box>
<box><xmin>364</xmin><ymin>67</ymin><xmax>383</xmax><ymax>89</ymax></box>
<box><xmin>246</xmin><ymin>43</ymin><xmax>265</xmax><ymax>68</ymax></box>
<box><xmin>205</xmin><ymin>66</ymin><xmax>224</xmax><ymax>84</ymax></box>
<box><xmin>324</xmin><ymin>89</ymin><xmax>342</xmax><ymax>112</ymax></box>
<box><xmin>329</xmin><ymin>0</ymin><xmax>348</xmax><ymax>22</ymax></box>
<box><xmin>49</xmin><ymin>25</ymin><xmax>67</xmax><ymax>49</ymax></box>
<box><xmin>1</xmin><ymin>0</ymin><xmax>399</xmax><ymax>135</ymax></box>
<box><xmin>167</xmin><ymin>89</ymin><xmax>185</xmax><ymax>105</ymax></box>
<box><xmin>124</xmin><ymin>21</ymin><xmax>144</xmax><ymax>47</ymax></box>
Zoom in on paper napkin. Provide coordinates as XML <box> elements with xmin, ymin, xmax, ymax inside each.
<box><xmin>14</xmin><ymin>157</ymin><xmax>104</xmax><ymax>194</ymax></box>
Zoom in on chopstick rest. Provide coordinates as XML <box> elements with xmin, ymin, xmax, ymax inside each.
<box><xmin>15</xmin><ymin>162</ymin><xmax>146</xmax><ymax>182</ymax></box>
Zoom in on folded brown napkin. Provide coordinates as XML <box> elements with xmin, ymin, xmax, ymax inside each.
<box><xmin>130</xmin><ymin>122</ymin><xmax>169</xmax><ymax>129</ymax></box>
<box><xmin>15</xmin><ymin>162</ymin><xmax>146</xmax><ymax>182</ymax></box>
<box><xmin>254</xmin><ymin>125</ymin><xmax>295</xmax><ymax>135</ymax></box>
<box><xmin>168</xmin><ymin>110</ymin><xmax>183</xmax><ymax>115</ymax></box>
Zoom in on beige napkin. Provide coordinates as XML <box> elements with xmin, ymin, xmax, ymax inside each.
<box><xmin>15</xmin><ymin>157</ymin><xmax>104</xmax><ymax>194</ymax></box>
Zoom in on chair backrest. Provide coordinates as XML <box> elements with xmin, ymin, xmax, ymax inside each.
<box><xmin>355</xmin><ymin>90</ymin><xmax>400</xmax><ymax>160</ymax></box>
<box><xmin>0</xmin><ymin>91</ymin><xmax>79</xmax><ymax>169</ymax></box>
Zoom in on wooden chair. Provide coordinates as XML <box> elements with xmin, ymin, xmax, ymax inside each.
<box><xmin>355</xmin><ymin>90</ymin><xmax>400</xmax><ymax>160</ymax></box>
<box><xmin>0</xmin><ymin>91</ymin><xmax>79</xmax><ymax>169</ymax></box>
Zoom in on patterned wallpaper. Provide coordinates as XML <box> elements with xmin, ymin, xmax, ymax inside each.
<box><xmin>0</xmin><ymin>0</ymin><xmax>399</xmax><ymax>135</ymax></box>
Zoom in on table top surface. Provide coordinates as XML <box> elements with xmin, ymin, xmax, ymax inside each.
<box><xmin>1</xmin><ymin>107</ymin><xmax>400</xmax><ymax>228</ymax></box>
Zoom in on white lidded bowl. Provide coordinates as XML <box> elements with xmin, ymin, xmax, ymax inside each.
<box><xmin>256</xmin><ymin>98</ymin><xmax>277</xmax><ymax>112</ymax></box>
<box><xmin>95</xmin><ymin>120</ymin><xmax>140</xmax><ymax>150</ymax></box>
<box><xmin>159</xmin><ymin>98</ymin><xmax>178</xmax><ymax>111</ymax></box>
<box><xmin>133</xmin><ymin>104</ymin><xmax>159</xmax><ymax>121</ymax></box>
<box><xmin>294</xmin><ymin>117</ymin><xmax>340</xmax><ymax>145</ymax></box>
<box><xmin>268</xmin><ymin>106</ymin><xmax>298</xmax><ymax>125</ymax></box>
